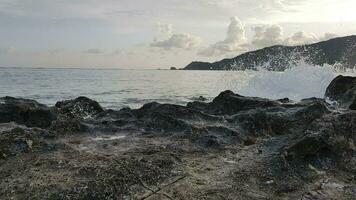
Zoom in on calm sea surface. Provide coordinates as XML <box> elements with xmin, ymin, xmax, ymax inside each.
<box><xmin>0</xmin><ymin>68</ymin><xmax>246</xmax><ymax>109</ymax></box>
<box><xmin>0</xmin><ymin>66</ymin><xmax>352</xmax><ymax>109</ymax></box>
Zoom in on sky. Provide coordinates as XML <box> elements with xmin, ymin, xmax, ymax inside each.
<box><xmin>0</xmin><ymin>0</ymin><xmax>356</xmax><ymax>69</ymax></box>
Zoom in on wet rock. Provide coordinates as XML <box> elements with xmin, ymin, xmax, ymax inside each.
<box><xmin>0</xmin><ymin>97</ymin><xmax>57</xmax><ymax>128</ymax></box>
<box><xmin>277</xmin><ymin>98</ymin><xmax>291</xmax><ymax>103</ymax></box>
<box><xmin>285</xmin><ymin>111</ymin><xmax>356</xmax><ymax>171</ymax></box>
<box><xmin>50</xmin><ymin>118</ymin><xmax>88</xmax><ymax>134</ymax></box>
<box><xmin>285</xmin><ymin>132</ymin><xmax>329</xmax><ymax>159</ymax></box>
<box><xmin>350</xmin><ymin>100</ymin><xmax>356</xmax><ymax>110</ymax></box>
<box><xmin>188</xmin><ymin>90</ymin><xmax>280</xmax><ymax>115</ymax></box>
<box><xmin>229</xmin><ymin>99</ymin><xmax>330</xmax><ymax>137</ymax></box>
<box><xmin>190</xmin><ymin>126</ymin><xmax>243</xmax><ymax>148</ymax></box>
<box><xmin>0</xmin><ymin>123</ymin><xmax>56</xmax><ymax>159</ymax></box>
<box><xmin>325</xmin><ymin>75</ymin><xmax>356</xmax><ymax>109</ymax></box>
<box><xmin>50</xmin><ymin>97</ymin><xmax>103</xmax><ymax>134</ymax></box>
<box><xmin>190</xmin><ymin>96</ymin><xmax>207</xmax><ymax>102</ymax></box>
<box><xmin>55</xmin><ymin>96</ymin><xmax>103</xmax><ymax>119</ymax></box>
<box><xmin>1</xmin><ymin>77</ymin><xmax>356</xmax><ymax>199</ymax></box>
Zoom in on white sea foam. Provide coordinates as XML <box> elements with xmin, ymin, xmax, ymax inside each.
<box><xmin>90</xmin><ymin>135</ymin><xmax>126</xmax><ymax>141</ymax></box>
<box><xmin>235</xmin><ymin>64</ymin><xmax>356</xmax><ymax>101</ymax></box>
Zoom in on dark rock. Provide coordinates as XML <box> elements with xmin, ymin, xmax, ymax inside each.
<box><xmin>196</xmin><ymin>135</ymin><xmax>223</xmax><ymax>149</ymax></box>
<box><xmin>188</xmin><ymin>90</ymin><xmax>279</xmax><ymax>115</ymax></box>
<box><xmin>0</xmin><ymin>97</ymin><xmax>57</xmax><ymax>128</ymax></box>
<box><xmin>55</xmin><ymin>96</ymin><xmax>104</xmax><ymax>119</ymax></box>
<box><xmin>0</xmin><ymin>123</ymin><xmax>57</xmax><ymax>159</ymax></box>
<box><xmin>325</xmin><ymin>75</ymin><xmax>356</xmax><ymax>109</ymax></box>
<box><xmin>190</xmin><ymin>96</ymin><xmax>207</xmax><ymax>102</ymax></box>
<box><xmin>286</xmin><ymin>132</ymin><xmax>329</xmax><ymax>159</ymax></box>
<box><xmin>277</xmin><ymin>98</ymin><xmax>291</xmax><ymax>103</ymax></box>
<box><xmin>1</xmin><ymin>81</ymin><xmax>356</xmax><ymax>199</ymax></box>
<box><xmin>325</xmin><ymin>75</ymin><xmax>356</xmax><ymax>100</ymax></box>
<box><xmin>285</xmin><ymin>111</ymin><xmax>356</xmax><ymax>171</ymax></box>
<box><xmin>350</xmin><ymin>101</ymin><xmax>356</xmax><ymax>110</ymax></box>
<box><xmin>50</xmin><ymin>118</ymin><xmax>88</xmax><ymax>134</ymax></box>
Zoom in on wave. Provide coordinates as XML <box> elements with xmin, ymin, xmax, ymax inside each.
<box><xmin>236</xmin><ymin>63</ymin><xmax>356</xmax><ymax>101</ymax></box>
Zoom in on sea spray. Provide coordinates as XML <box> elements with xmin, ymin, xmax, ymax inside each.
<box><xmin>235</xmin><ymin>63</ymin><xmax>355</xmax><ymax>101</ymax></box>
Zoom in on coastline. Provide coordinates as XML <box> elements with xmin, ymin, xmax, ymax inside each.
<box><xmin>0</xmin><ymin>75</ymin><xmax>356</xmax><ymax>199</ymax></box>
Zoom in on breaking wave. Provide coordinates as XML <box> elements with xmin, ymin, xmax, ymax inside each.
<box><xmin>236</xmin><ymin>63</ymin><xmax>356</xmax><ymax>101</ymax></box>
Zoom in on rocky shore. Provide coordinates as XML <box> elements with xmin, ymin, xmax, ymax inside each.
<box><xmin>1</xmin><ymin>75</ymin><xmax>356</xmax><ymax>200</ymax></box>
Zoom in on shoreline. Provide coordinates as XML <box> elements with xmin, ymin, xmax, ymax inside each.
<box><xmin>0</xmin><ymin>75</ymin><xmax>355</xmax><ymax>199</ymax></box>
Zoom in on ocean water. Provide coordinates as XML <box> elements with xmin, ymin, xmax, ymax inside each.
<box><xmin>0</xmin><ymin>65</ymin><xmax>355</xmax><ymax>109</ymax></box>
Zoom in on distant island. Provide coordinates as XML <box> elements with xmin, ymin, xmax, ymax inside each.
<box><xmin>184</xmin><ymin>35</ymin><xmax>356</xmax><ymax>71</ymax></box>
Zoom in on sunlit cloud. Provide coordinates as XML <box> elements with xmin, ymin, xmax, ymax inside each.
<box><xmin>0</xmin><ymin>0</ymin><xmax>355</xmax><ymax>68</ymax></box>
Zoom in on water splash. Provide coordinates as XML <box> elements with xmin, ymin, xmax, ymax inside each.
<box><xmin>235</xmin><ymin>63</ymin><xmax>356</xmax><ymax>101</ymax></box>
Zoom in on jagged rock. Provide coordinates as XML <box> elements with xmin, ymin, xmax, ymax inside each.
<box><xmin>0</xmin><ymin>123</ymin><xmax>56</xmax><ymax>159</ymax></box>
<box><xmin>55</xmin><ymin>96</ymin><xmax>104</xmax><ymax>119</ymax></box>
<box><xmin>50</xmin><ymin>96</ymin><xmax>104</xmax><ymax>134</ymax></box>
<box><xmin>350</xmin><ymin>101</ymin><xmax>356</xmax><ymax>110</ymax></box>
<box><xmin>285</xmin><ymin>111</ymin><xmax>356</xmax><ymax>171</ymax></box>
<box><xmin>50</xmin><ymin>118</ymin><xmax>88</xmax><ymax>134</ymax></box>
<box><xmin>0</xmin><ymin>97</ymin><xmax>57</xmax><ymax>128</ymax></box>
<box><xmin>188</xmin><ymin>90</ymin><xmax>279</xmax><ymax>115</ymax></box>
<box><xmin>1</xmin><ymin>77</ymin><xmax>356</xmax><ymax>199</ymax></box>
<box><xmin>229</xmin><ymin>99</ymin><xmax>330</xmax><ymax>137</ymax></box>
<box><xmin>325</xmin><ymin>75</ymin><xmax>356</xmax><ymax>109</ymax></box>
<box><xmin>285</xmin><ymin>132</ymin><xmax>329</xmax><ymax>159</ymax></box>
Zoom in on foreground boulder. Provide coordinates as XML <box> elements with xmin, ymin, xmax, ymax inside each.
<box><xmin>55</xmin><ymin>96</ymin><xmax>104</xmax><ymax>119</ymax></box>
<box><xmin>325</xmin><ymin>75</ymin><xmax>356</xmax><ymax>109</ymax></box>
<box><xmin>0</xmin><ymin>122</ymin><xmax>57</xmax><ymax>159</ymax></box>
<box><xmin>50</xmin><ymin>97</ymin><xmax>103</xmax><ymax>134</ymax></box>
<box><xmin>187</xmin><ymin>90</ymin><xmax>280</xmax><ymax>115</ymax></box>
<box><xmin>0</xmin><ymin>97</ymin><xmax>57</xmax><ymax>128</ymax></box>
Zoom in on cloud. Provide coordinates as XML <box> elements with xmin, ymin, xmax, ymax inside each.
<box><xmin>150</xmin><ymin>33</ymin><xmax>201</xmax><ymax>50</ymax></box>
<box><xmin>0</xmin><ymin>0</ymin><xmax>351</xmax><ymax>69</ymax></box>
<box><xmin>251</xmin><ymin>24</ymin><xmax>338</xmax><ymax>48</ymax></box>
<box><xmin>251</xmin><ymin>24</ymin><xmax>284</xmax><ymax>48</ymax></box>
<box><xmin>154</xmin><ymin>23</ymin><xmax>173</xmax><ymax>41</ymax></box>
<box><xmin>85</xmin><ymin>48</ymin><xmax>105</xmax><ymax>54</ymax></box>
<box><xmin>320</xmin><ymin>33</ymin><xmax>339</xmax><ymax>41</ymax></box>
<box><xmin>0</xmin><ymin>46</ymin><xmax>16</xmax><ymax>55</ymax></box>
<box><xmin>199</xmin><ymin>17</ymin><xmax>247</xmax><ymax>57</ymax></box>
<box><xmin>284</xmin><ymin>31</ymin><xmax>317</xmax><ymax>45</ymax></box>
<box><xmin>5</xmin><ymin>46</ymin><xmax>16</xmax><ymax>54</ymax></box>
<box><xmin>150</xmin><ymin>22</ymin><xmax>201</xmax><ymax>50</ymax></box>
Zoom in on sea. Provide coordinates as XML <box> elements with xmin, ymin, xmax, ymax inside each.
<box><xmin>1</xmin><ymin>64</ymin><xmax>355</xmax><ymax>109</ymax></box>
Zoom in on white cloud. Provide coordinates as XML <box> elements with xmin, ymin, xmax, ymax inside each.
<box><xmin>0</xmin><ymin>46</ymin><xmax>16</xmax><ymax>55</ymax></box>
<box><xmin>154</xmin><ymin>23</ymin><xmax>173</xmax><ymax>41</ymax></box>
<box><xmin>199</xmin><ymin>17</ymin><xmax>247</xmax><ymax>57</ymax></box>
<box><xmin>320</xmin><ymin>33</ymin><xmax>339</xmax><ymax>41</ymax></box>
<box><xmin>284</xmin><ymin>31</ymin><xmax>317</xmax><ymax>45</ymax></box>
<box><xmin>251</xmin><ymin>24</ymin><xmax>284</xmax><ymax>48</ymax></box>
<box><xmin>0</xmin><ymin>0</ymin><xmax>353</xmax><ymax>68</ymax></box>
<box><xmin>150</xmin><ymin>22</ymin><xmax>201</xmax><ymax>50</ymax></box>
<box><xmin>150</xmin><ymin>33</ymin><xmax>201</xmax><ymax>50</ymax></box>
<box><xmin>251</xmin><ymin>24</ymin><xmax>338</xmax><ymax>48</ymax></box>
<box><xmin>85</xmin><ymin>48</ymin><xmax>105</xmax><ymax>54</ymax></box>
